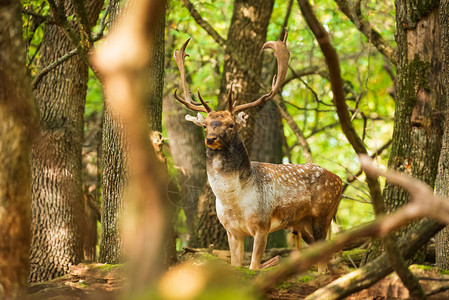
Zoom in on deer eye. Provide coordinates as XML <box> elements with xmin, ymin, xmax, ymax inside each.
<box><xmin>203</xmin><ymin>124</ymin><xmax>206</xmax><ymax>128</ymax></box>
<box><xmin>229</xmin><ymin>124</ymin><xmax>234</xmax><ymax>129</ymax></box>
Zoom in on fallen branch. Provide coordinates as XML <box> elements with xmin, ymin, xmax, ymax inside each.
<box><xmin>305</xmin><ymin>219</ymin><xmax>444</xmax><ymax>299</ymax></box>
<box><xmin>261</xmin><ymin>256</ymin><xmax>281</xmax><ymax>269</ymax></box>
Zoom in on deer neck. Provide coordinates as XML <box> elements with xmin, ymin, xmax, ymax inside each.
<box><xmin>206</xmin><ymin>133</ymin><xmax>252</xmax><ymax>180</ymax></box>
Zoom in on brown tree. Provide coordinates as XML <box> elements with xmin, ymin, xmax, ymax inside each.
<box><xmin>0</xmin><ymin>1</ymin><xmax>36</xmax><ymax>298</ymax></box>
<box><xmin>366</xmin><ymin>0</ymin><xmax>445</xmax><ymax>262</ymax></box>
<box><xmin>30</xmin><ymin>0</ymin><xmax>103</xmax><ymax>282</ymax></box>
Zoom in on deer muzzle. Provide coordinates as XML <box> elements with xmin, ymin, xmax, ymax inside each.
<box><xmin>205</xmin><ymin>136</ymin><xmax>223</xmax><ymax>150</ymax></box>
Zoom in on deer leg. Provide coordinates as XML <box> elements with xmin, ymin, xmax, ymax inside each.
<box><xmin>313</xmin><ymin>221</ymin><xmax>330</xmax><ymax>273</ymax></box>
<box><xmin>249</xmin><ymin>231</ymin><xmax>268</xmax><ymax>270</ymax></box>
<box><xmin>227</xmin><ymin>231</ymin><xmax>244</xmax><ymax>267</ymax></box>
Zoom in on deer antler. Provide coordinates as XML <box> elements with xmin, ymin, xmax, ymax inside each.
<box><xmin>232</xmin><ymin>31</ymin><xmax>290</xmax><ymax>114</ymax></box>
<box><xmin>173</xmin><ymin>38</ymin><xmax>213</xmax><ymax>113</ymax></box>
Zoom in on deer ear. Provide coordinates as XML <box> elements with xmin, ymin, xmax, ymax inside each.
<box><xmin>235</xmin><ymin>112</ymin><xmax>248</xmax><ymax>128</ymax></box>
<box><xmin>185</xmin><ymin>113</ymin><xmax>206</xmax><ymax>127</ymax></box>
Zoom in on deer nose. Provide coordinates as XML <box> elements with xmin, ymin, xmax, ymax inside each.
<box><xmin>206</xmin><ymin>137</ymin><xmax>217</xmax><ymax>145</ymax></box>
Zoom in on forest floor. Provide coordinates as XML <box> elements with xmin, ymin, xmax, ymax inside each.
<box><xmin>26</xmin><ymin>247</ymin><xmax>449</xmax><ymax>300</ymax></box>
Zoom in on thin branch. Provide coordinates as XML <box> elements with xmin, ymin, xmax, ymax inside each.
<box><xmin>333</xmin><ymin>0</ymin><xmax>397</xmax><ymax>65</ymax></box>
<box><xmin>305</xmin><ymin>121</ymin><xmax>340</xmax><ymax>138</ymax></box>
<box><xmin>92</xmin><ymin>3</ymin><xmax>110</xmax><ymax>41</ymax></box>
<box><xmin>27</xmin><ymin>41</ymin><xmax>42</xmax><ymax>68</ymax></box>
<box><xmin>181</xmin><ymin>0</ymin><xmax>226</xmax><ymax>47</ymax></box>
<box><xmin>298</xmin><ymin>76</ymin><xmax>333</xmax><ymax>107</ymax></box>
<box><xmin>283</xmin><ymin>100</ymin><xmax>335</xmax><ymax>113</ymax></box>
<box><xmin>32</xmin><ymin>3</ymin><xmax>109</xmax><ymax>88</ymax></box>
<box><xmin>342</xmin><ymin>194</ymin><xmax>371</xmax><ymax>204</ymax></box>
<box><xmin>279</xmin><ymin>0</ymin><xmax>294</xmax><ymax>40</ymax></box>
<box><xmin>32</xmin><ymin>48</ymin><xmax>78</xmax><ymax>89</ymax></box>
<box><xmin>342</xmin><ymin>139</ymin><xmax>392</xmax><ymax>193</ymax></box>
<box><xmin>22</xmin><ymin>7</ymin><xmax>48</xmax><ymax>21</ymax></box>
<box><xmin>283</xmin><ymin>65</ymin><xmax>326</xmax><ymax>87</ymax></box>
<box><xmin>297</xmin><ymin>0</ymin><xmax>366</xmax><ymax>156</ymax></box>
<box><xmin>274</xmin><ymin>96</ymin><xmax>313</xmax><ymax>163</ymax></box>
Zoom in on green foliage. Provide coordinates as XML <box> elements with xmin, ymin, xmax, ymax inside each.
<box><xmin>85</xmin><ymin>68</ymin><xmax>103</xmax><ymax>118</ymax></box>
<box><xmin>22</xmin><ymin>0</ymin><xmax>49</xmax><ymax>75</ymax></box>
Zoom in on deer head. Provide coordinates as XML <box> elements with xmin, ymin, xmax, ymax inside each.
<box><xmin>173</xmin><ymin>34</ymin><xmax>289</xmax><ymax>150</ymax></box>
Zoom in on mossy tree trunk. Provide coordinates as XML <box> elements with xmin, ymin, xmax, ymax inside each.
<box><xmin>366</xmin><ymin>0</ymin><xmax>444</xmax><ymax>262</ymax></box>
<box><xmin>30</xmin><ymin>0</ymin><xmax>103</xmax><ymax>282</ymax></box>
<box><xmin>0</xmin><ymin>1</ymin><xmax>36</xmax><ymax>298</ymax></box>
<box><xmin>435</xmin><ymin>0</ymin><xmax>449</xmax><ymax>270</ymax></box>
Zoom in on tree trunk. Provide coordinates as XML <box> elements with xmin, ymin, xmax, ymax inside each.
<box><xmin>366</xmin><ymin>0</ymin><xmax>444</xmax><ymax>262</ymax></box>
<box><xmin>163</xmin><ymin>29</ymin><xmax>208</xmax><ymax>248</ymax></box>
<box><xmin>82</xmin><ymin>112</ymin><xmax>102</xmax><ymax>261</ymax></box>
<box><xmin>0</xmin><ymin>1</ymin><xmax>36</xmax><ymax>298</ymax></box>
<box><xmin>100</xmin><ymin>0</ymin><xmax>173</xmax><ymax>263</ymax></box>
<box><xmin>164</xmin><ymin>95</ymin><xmax>207</xmax><ymax>247</ymax></box>
<box><xmin>150</xmin><ymin>6</ymin><xmax>178</xmax><ymax>266</ymax></box>
<box><xmin>435</xmin><ymin>0</ymin><xmax>449</xmax><ymax>270</ymax></box>
<box><xmin>99</xmin><ymin>0</ymin><xmax>131</xmax><ymax>264</ymax></box>
<box><xmin>30</xmin><ymin>1</ymin><xmax>103</xmax><ymax>282</ymax></box>
<box><xmin>196</xmin><ymin>0</ymin><xmax>276</xmax><ymax>250</ymax></box>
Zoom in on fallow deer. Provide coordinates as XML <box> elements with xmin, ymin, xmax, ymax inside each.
<box><xmin>173</xmin><ymin>34</ymin><xmax>342</xmax><ymax>270</ymax></box>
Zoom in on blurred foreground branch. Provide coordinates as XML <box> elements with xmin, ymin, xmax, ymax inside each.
<box><xmin>92</xmin><ymin>0</ymin><xmax>169</xmax><ymax>294</ymax></box>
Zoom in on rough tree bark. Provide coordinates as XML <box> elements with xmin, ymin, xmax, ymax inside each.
<box><xmin>0</xmin><ymin>1</ymin><xmax>36</xmax><ymax>298</ymax></box>
<box><xmin>30</xmin><ymin>0</ymin><xmax>103</xmax><ymax>282</ymax></box>
<box><xmin>435</xmin><ymin>0</ymin><xmax>449</xmax><ymax>270</ymax></box>
<box><xmin>195</xmin><ymin>0</ymin><xmax>278</xmax><ymax>250</ymax></box>
<box><xmin>99</xmin><ymin>0</ymin><xmax>128</xmax><ymax>264</ymax></box>
<box><xmin>366</xmin><ymin>0</ymin><xmax>444</xmax><ymax>262</ymax></box>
